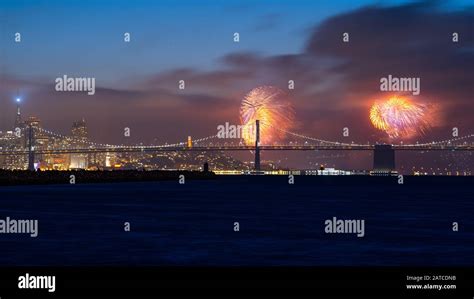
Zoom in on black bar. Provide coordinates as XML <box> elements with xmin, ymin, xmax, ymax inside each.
<box><xmin>0</xmin><ymin>267</ymin><xmax>472</xmax><ymax>298</ymax></box>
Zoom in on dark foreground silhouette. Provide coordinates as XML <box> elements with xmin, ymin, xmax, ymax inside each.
<box><xmin>0</xmin><ymin>169</ymin><xmax>215</xmax><ymax>186</ymax></box>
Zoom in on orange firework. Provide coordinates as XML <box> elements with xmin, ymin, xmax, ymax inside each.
<box><xmin>370</xmin><ymin>96</ymin><xmax>432</xmax><ymax>138</ymax></box>
<box><xmin>240</xmin><ymin>86</ymin><xmax>295</xmax><ymax>145</ymax></box>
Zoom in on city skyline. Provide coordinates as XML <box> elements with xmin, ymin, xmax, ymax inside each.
<box><xmin>1</xmin><ymin>0</ymin><xmax>473</xmax><ymax>171</ymax></box>
<box><xmin>0</xmin><ymin>100</ymin><xmax>472</xmax><ymax>175</ymax></box>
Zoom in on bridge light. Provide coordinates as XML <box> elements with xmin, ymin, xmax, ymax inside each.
<box><xmin>16</xmin><ymin>98</ymin><xmax>21</xmax><ymax>103</ymax></box>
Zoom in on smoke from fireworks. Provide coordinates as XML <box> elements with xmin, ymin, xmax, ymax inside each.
<box><xmin>240</xmin><ymin>86</ymin><xmax>295</xmax><ymax>145</ymax></box>
<box><xmin>370</xmin><ymin>96</ymin><xmax>432</xmax><ymax>138</ymax></box>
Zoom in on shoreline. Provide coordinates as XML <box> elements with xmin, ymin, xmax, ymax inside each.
<box><xmin>0</xmin><ymin>170</ymin><xmax>215</xmax><ymax>186</ymax></box>
<box><xmin>0</xmin><ymin>170</ymin><xmax>472</xmax><ymax>186</ymax></box>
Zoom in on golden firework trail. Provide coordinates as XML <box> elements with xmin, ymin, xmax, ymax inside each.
<box><xmin>240</xmin><ymin>86</ymin><xmax>295</xmax><ymax>145</ymax></box>
<box><xmin>370</xmin><ymin>96</ymin><xmax>432</xmax><ymax>138</ymax></box>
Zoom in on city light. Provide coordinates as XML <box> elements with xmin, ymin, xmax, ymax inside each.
<box><xmin>0</xmin><ymin>96</ymin><xmax>472</xmax><ymax>173</ymax></box>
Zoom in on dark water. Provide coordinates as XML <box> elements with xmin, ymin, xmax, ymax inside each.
<box><xmin>0</xmin><ymin>176</ymin><xmax>472</xmax><ymax>266</ymax></box>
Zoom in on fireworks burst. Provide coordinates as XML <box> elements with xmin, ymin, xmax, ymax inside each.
<box><xmin>240</xmin><ymin>86</ymin><xmax>295</xmax><ymax>145</ymax></box>
<box><xmin>370</xmin><ymin>96</ymin><xmax>432</xmax><ymax>138</ymax></box>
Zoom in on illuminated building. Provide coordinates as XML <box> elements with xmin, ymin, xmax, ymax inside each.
<box><xmin>70</xmin><ymin>119</ymin><xmax>89</xmax><ymax>169</ymax></box>
<box><xmin>71</xmin><ymin>119</ymin><xmax>88</xmax><ymax>142</ymax></box>
<box><xmin>14</xmin><ymin>98</ymin><xmax>22</xmax><ymax>129</ymax></box>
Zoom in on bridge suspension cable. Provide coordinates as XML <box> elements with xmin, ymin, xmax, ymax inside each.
<box><xmin>261</xmin><ymin>120</ymin><xmax>357</xmax><ymax>146</ymax></box>
<box><xmin>10</xmin><ymin>126</ymin><xmax>474</xmax><ymax>151</ymax></box>
<box><xmin>36</xmin><ymin>127</ymin><xmax>219</xmax><ymax>149</ymax></box>
<box><xmin>411</xmin><ymin>134</ymin><xmax>474</xmax><ymax>147</ymax></box>
<box><xmin>260</xmin><ymin>120</ymin><xmax>473</xmax><ymax>148</ymax></box>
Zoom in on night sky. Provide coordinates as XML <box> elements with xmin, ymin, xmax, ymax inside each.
<box><xmin>1</xmin><ymin>0</ymin><xmax>473</xmax><ymax>170</ymax></box>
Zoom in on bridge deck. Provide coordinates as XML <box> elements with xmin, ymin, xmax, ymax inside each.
<box><xmin>0</xmin><ymin>145</ymin><xmax>472</xmax><ymax>155</ymax></box>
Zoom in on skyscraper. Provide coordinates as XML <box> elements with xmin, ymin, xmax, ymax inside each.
<box><xmin>14</xmin><ymin>98</ymin><xmax>22</xmax><ymax>129</ymax></box>
<box><xmin>71</xmin><ymin>119</ymin><xmax>88</xmax><ymax>142</ymax></box>
<box><xmin>70</xmin><ymin>119</ymin><xmax>89</xmax><ymax>169</ymax></box>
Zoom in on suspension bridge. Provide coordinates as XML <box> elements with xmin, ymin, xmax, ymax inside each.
<box><xmin>0</xmin><ymin>120</ymin><xmax>473</xmax><ymax>171</ymax></box>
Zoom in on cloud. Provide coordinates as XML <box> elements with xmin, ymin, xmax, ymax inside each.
<box><xmin>199</xmin><ymin>1</ymin><xmax>474</xmax><ymax>142</ymax></box>
<box><xmin>2</xmin><ymin>1</ymin><xmax>473</xmax><ymax>159</ymax></box>
<box><xmin>307</xmin><ymin>2</ymin><xmax>473</xmax><ymax>137</ymax></box>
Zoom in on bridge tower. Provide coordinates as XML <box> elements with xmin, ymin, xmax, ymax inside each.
<box><xmin>373</xmin><ymin>144</ymin><xmax>395</xmax><ymax>173</ymax></box>
<box><xmin>254</xmin><ymin>120</ymin><xmax>260</xmax><ymax>171</ymax></box>
<box><xmin>27</xmin><ymin>124</ymin><xmax>35</xmax><ymax>171</ymax></box>
<box><xmin>187</xmin><ymin>136</ymin><xmax>193</xmax><ymax>148</ymax></box>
